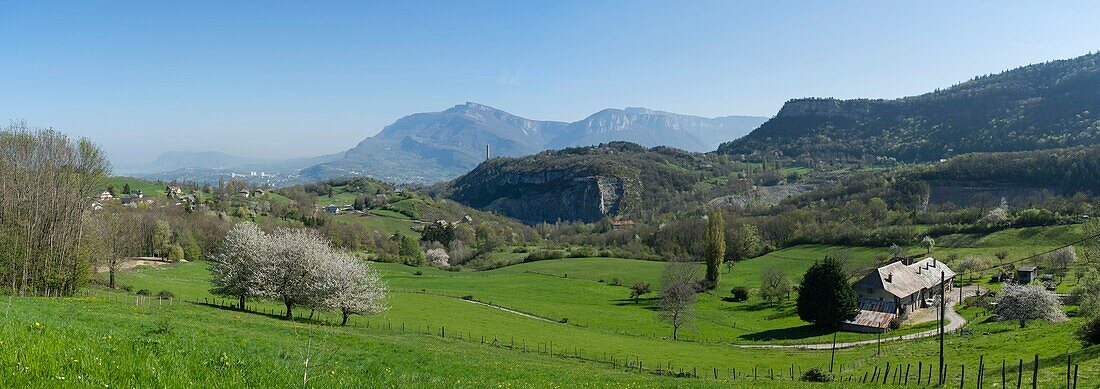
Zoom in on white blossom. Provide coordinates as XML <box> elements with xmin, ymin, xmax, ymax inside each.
<box><xmin>995</xmin><ymin>283</ymin><xmax>1067</xmax><ymax>327</ymax></box>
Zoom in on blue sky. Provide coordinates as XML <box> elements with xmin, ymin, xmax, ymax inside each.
<box><xmin>2</xmin><ymin>1</ymin><xmax>1099</xmax><ymax>167</ymax></box>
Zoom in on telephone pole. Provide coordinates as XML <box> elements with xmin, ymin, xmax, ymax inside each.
<box><xmin>939</xmin><ymin>271</ymin><xmax>946</xmax><ymax>385</ymax></box>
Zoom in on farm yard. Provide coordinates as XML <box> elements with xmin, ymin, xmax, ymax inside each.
<box><xmin>3</xmin><ymin>222</ymin><xmax>1095</xmax><ymax>388</ymax></box>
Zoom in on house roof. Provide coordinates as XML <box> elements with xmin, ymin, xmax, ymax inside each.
<box><xmin>910</xmin><ymin>258</ymin><xmax>956</xmax><ymax>286</ymax></box>
<box><xmin>845</xmin><ymin>309</ymin><xmax>896</xmax><ymax>330</ymax></box>
<box><xmin>1018</xmin><ymin>264</ymin><xmax>1038</xmax><ymax>272</ymax></box>
<box><xmin>854</xmin><ymin>257</ymin><xmax>955</xmax><ymax>299</ymax></box>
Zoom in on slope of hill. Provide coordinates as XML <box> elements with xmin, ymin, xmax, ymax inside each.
<box><xmin>443</xmin><ymin>142</ymin><xmax>740</xmax><ymax>223</ymax></box>
<box><xmin>305</xmin><ymin>103</ymin><xmax>765</xmax><ymax>184</ymax></box>
<box><xmin>719</xmin><ymin>52</ymin><xmax>1100</xmax><ymax>161</ymax></box>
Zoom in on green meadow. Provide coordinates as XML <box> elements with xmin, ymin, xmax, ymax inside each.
<box><xmin>4</xmin><ymin>226</ymin><xmax>1096</xmax><ymax>387</ymax></box>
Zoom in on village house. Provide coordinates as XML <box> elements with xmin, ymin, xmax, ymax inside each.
<box><xmin>98</xmin><ymin>190</ymin><xmax>115</xmax><ymax>201</ymax></box>
<box><xmin>324</xmin><ymin>204</ymin><xmax>340</xmax><ymax>214</ymax></box>
<box><xmin>252</xmin><ymin>188</ymin><xmax>266</xmax><ymax>197</ymax></box>
<box><xmin>131</xmin><ymin>189</ymin><xmax>144</xmax><ymax>198</ymax></box>
<box><xmin>166</xmin><ymin>185</ymin><xmax>183</xmax><ymax>197</ymax></box>
<box><xmin>237</xmin><ymin>189</ymin><xmax>251</xmax><ymax>198</ymax></box>
<box><xmin>844</xmin><ymin>258</ymin><xmax>956</xmax><ymax>333</ymax></box>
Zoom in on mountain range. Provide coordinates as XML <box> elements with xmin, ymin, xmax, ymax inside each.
<box><xmin>136</xmin><ymin>103</ymin><xmax>765</xmax><ymax>184</ymax></box>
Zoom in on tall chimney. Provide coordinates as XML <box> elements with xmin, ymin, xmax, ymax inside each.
<box><xmin>486</xmin><ymin>144</ymin><xmax>491</xmax><ymax>160</ymax></box>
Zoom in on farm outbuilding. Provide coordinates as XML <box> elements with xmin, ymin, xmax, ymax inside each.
<box><xmin>1017</xmin><ymin>265</ymin><xmax>1039</xmax><ymax>284</ymax></box>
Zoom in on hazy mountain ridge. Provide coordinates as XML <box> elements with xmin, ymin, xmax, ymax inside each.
<box><xmin>305</xmin><ymin>103</ymin><xmax>764</xmax><ymax>183</ymax></box>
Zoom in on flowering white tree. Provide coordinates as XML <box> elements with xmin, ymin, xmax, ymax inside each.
<box><xmin>210</xmin><ymin>222</ymin><xmax>269</xmax><ymax>310</ymax></box>
<box><xmin>320</xmin><ymin>253</ymin><xmax>387</xmax><ymax>325</ymax></box>
<box><xmin>425</xmin><ymin>248</ymin><xmax>450</xmax><ymax>268</ymax></box>
<box><xmin>212</xmin><ymin>224</ymin><xmax>387</xmax><ymax>322</ymax></box>
<box><xmin>995</xmin><ymin>283</ymin><xmax>1067</xmax><ymax>328</ymax></box>
<box><xmin>250</xmin><ymin>228</ymin><xmax>333</xmax><ymax>319</ymax></box>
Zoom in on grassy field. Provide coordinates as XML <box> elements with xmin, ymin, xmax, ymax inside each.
<box><xmin>11</xmin><ymin>225</ymin><xmax>1097</xmax><ymax>387</ymax></box>
<box><xmin>15</xmin><ymin>259</ymin><xmax>1097</xmax><ymax>388</ymax></box>
<box><xmin>107</xmin><ymin>176</ymin><xmax>167</xmax><ymax>197</ymax></box>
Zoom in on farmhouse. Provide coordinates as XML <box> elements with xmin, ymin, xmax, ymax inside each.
<box><xmin>98</xmin><ymin>190</ymin><xmax>115</xmax><ymax>201</ymax></box>
<box><xmin>845</xmin><ymin>258</ymin><xmax>955</xmax><ymax>333</ymax></box>
<box><xmin>324</xmin><ymin>204</ymin><xmax>340</xmax><ymax>214</ymax></box>
<box><xmin>166</xmin><ymin>185</ymin><xmax>183</xmax><ymax>197</ymax></box>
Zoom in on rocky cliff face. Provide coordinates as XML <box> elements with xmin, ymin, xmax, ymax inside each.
<box><xmin>481</xmin><ymin>174</ymin><xmax>634</xmax><ymax>223</ymax></box>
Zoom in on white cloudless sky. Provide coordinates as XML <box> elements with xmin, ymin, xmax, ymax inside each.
<box><xmin>2</xmin><ymin>1</ymin><xmax>1099</xmax><ymax>167</ymax></box>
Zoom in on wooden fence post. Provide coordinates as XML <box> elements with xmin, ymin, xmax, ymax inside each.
<box><xmin>918</xmin><ymin>361</ymin><xmax>923</xmax><ymax>384</ymax></box>
<box><xmin>883</xmin><ymin>362</ymin><xmax>890</xmax><ymax>384</ymax></box>
<box><xmin>978</xmin><ymin>355</ymin><xmax>984</xmax><ymax>388</ymax></box>
<box><xmin>960</xmin><ymin>364</ymin><xmax>965</xmax><ymax>389</ymax></box>
<box><xmin>1017</xmin><ymin>359</ymin><xmax>1023</xmax><ymax>389</ymax></box>
<box><xmin>1066</xmin><ymin>354</ymin><xmax>1072</xmax><ymax>389</ymax></box>
<box><xmin>1032</xmin><ymin>354</ymin><xmax>1039</xmax><ymax>389</ymax></box>
<box><xmin>905</xmin><ymin>363</ymin><xmax>911</xmax><ymax>385</ymax></box>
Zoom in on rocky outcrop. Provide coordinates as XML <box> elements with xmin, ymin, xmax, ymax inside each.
<box><xmin>482</xmin><ymin>175</ymin><xmax>635</xmax><ymax>223</ymax></box>
<box><xmin>774</xmin><ymin>98</ymin><xmax>880</xmax><ymax>120</ymax></box>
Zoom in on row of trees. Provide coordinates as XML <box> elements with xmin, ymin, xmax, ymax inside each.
<box><xmin>210</xmin><ymin>223</ymin><xmax>387</xmax><ymax>325</ymax></box>
<box><xmin>1</xmin><ymin>124</ymin><xmax>110</xmax><ymax>296</ymax></box>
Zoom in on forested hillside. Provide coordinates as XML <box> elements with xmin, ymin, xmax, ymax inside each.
<box><xmin>719</xmin><ymin>52</ymin><xmax>1100</xmax><ymax>161</ymax></box>
<box><xmin>443</xmin><ymin>142</ymin><xmax>772</xmax><ymax>223</ymax></box>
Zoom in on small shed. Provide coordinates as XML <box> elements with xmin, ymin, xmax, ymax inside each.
<box><xmin>1017</xmin><ymin>265</ymin><xmax>1038</xmax><ymax>284</ymax></box>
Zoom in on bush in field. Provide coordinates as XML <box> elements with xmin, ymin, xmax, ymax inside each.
<box><xmin>525</xmin><ymin>250</ymin><xmax>565</xmax><ymax>262</ymax></box>
<box><xmin>994</xmin><ymin>283</ymin><xmax>1066</xmax><ymax>328</ymax></box>
<box><xmin>156</xmin><ymin>290</ymin><xmax>175</xmax><ymax>300</ymax></box>
<box><xmin>136</xmin><ymin>289</ymin><xmax>150</xmax><ymax>296</ymax></box>
<box><xmin>630</xmin><ymin>282</ymin><xmax>651</xmax><ymax>303</ymax></box>
<box><xmin>801</xmin><ymin>368</ymin><xmax>831</xmax><ymax>382</ymax></box>
<box><xmin>728</xmin><ymin>286</ymin><xmax>750</xmax><ymax>302</ymax></box>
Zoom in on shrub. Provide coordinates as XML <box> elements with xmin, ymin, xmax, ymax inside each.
<box><xmin>610</xmin><ymin>277</ymin><xmax>623</xmax><ymax>286</ymax></box>
<box><xmin>136</xmin><ymin>289</ymin><xmax>150</xmax><ymax>296</ymax></box>
<box><xmin>801</xmin><ymin>367</ymin><xmax>831</xmax><ymax>382</ymax></box>
<box><xmin>461</xmin><ymin>295</ymin><xmax>474</xmax><ymax>301</ymax></box>
<box><xmin>413</xmin><ymin>270</ymin><xmax>423</xmax><ymax>276</ymax></box>
<box><xmin>525</xmin><ymin>249</ymin><xmax>565</xmax><ymax>262</ymax></box>
<box><xmin>511</xmin><ymin>247</ymin><xmax>529</xmax><ymax>253</ymax></box>
<box><xmin>1076</xmin><ymin>315</ymin><xmax>1100</xmax><ymax>345</ymax></box>
<box><xmin>729</xmin><ymin>286</ymin><xmax>750</xmax><ymax>302</ymax></box>
<box><xmin>156</xmin><ymin>290</ymin><xmax>175</xmax><ymax>300</ymax></box>
<box><xmin>119</xmin><ymin>285</ymin><xmax>134</xmax><ymax>293</ymax></box>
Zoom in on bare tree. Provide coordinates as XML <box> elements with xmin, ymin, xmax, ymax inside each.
<box><xmin>657</xmin><ymin>260</ymin><xmax>699</xmax><ymax>340</ymax></box>
<box><xmin>759</xmin><ymin>266</ymin><xmax>790</xmax><ymax>302</ymax></box>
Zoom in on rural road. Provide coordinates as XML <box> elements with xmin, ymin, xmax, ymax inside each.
<box><xmin>738</xmin><ymin>285</ymin><xmax>984</xmax><ymax>350</ymax></box>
